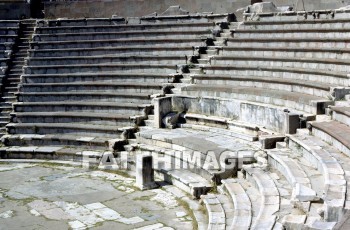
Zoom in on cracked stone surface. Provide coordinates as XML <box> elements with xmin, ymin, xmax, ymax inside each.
<box><xmin>0</xmin><ymin>163</ymin><xmax>194</xmax><ymax>229</ymax></box>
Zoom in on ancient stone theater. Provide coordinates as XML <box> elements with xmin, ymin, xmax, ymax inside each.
<box><xmin>0</xmin><ymin>0</ymin><xmax>350</xmax><ymax>229</ymax></box>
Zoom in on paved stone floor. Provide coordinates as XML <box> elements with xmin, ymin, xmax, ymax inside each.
<box><xmin>0</xmin><ymin>163</ymin><xmax>194</xmax><ymax>230</ymax></box>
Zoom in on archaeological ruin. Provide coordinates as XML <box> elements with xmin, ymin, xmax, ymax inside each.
<box><xmin>1</xmin><ymin>0</ymin><xmax>350</xmax><ymax>229</ymax></box>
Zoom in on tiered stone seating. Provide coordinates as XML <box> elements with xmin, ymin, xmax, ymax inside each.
<box><xmin>0</xmin><ymin>20</ymin><xmax>19</xmax><ymax>73</ymax></box>
<box><xmin>0</xmin><ymin>15</ymin><xmax>218</xmax><ymax>161</ymax></box>
<box><xmin>178</xmin><ymin>14</ymin><xmax>350</xmax><ymax>130</ymax></box>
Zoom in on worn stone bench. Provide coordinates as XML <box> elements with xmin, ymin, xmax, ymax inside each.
<box><xmin>233</xmin><ymin>28</ymin><xmax>350</xmax><ymax>39</ymax></box>
<box><xmin>0</xmin><ymin>20</ymin><xmax>20</xmax><ymax>27</ymax></box>
<box><xmin>201</xmin><ymin>194</ymin><xmax>226</xmax><ymax>229</ymax></box>
<box><xmin>190</xmin><ymin>74</ymin><xmax>330</xmax><ymax>98</ymax></box>
<box><xmin>0</xmin><ymin>145</ymin><xmax>106</xmax><ymax>162</ymax></box>
<box><xmin>30</xmin><ymin>38</ymin><xmax>206</xmax><ymax>49</ymax></box>
<box><xmin>43</xmin><ymin>18</ymin><xmax>126</xmax><ymax>27</ymax></box>
<box><xmin>0</xmin><ymin>35</ymin><xmax>16</xmax><ymax>43</ymax></box>
<box><xmin>16</xmin><ymin>91</ymin><xmax>151</xmax><ymax>104</ymax></box>
<box><xmin>240</xmin><ymin>19</ymin><xmax>350</xmax><ymax>30</ymax></box>
<box><xmin>221</xmin><ymin>38</ymin><xmax>350</xmax><ymax>49</ymax></box>
<box><xmin>0</xmin><ymin>27</ymin><xmax>18</xmax><ymax>35</ymax></box>
<box><xmin>2</xmin><ymin>133</ymin><xmax>120</xmax><ymax>151</ymax></box>
<box><xmin>36</xmin><ymin>22</ymin><xmax>214</xmax><ymax>34</ymax></box>
<box><xmin>221</xmin><ymin>178</ymin><xmax>252</xmax><ymax>229</ymax></box>
<box><xmin>21</xmin><ymin>73</ymin><xmax>181</xmax><ymax>84</ymax></box>
<box><xmin>19</xmin><ymin>82</ymin><xmax>166</xmax><ymax>94</ymax></box>
<box><xmin>310</xmin><ymin>120</ymin><xmax>350</xmax><ymax>158</ymax></box>
<box><xmin>26</xmin><ymin>55</ymin><xmax>188</xmax><ymax>66</ymax></box>
<box><xmin>11</xmin><ymin>112</ymin><xmax>138</xmax><ymax>127</ymax></box>
<box><xmin>213</xmin><ymin>46</ymin><xmax>350</xmax><ymax>61</ymax></box>
<box><xmin>330</xmin><ymin>106</ymin><xmax>350</xmax><ymax>127</ymax></box>
<box><xmin>33</xmin><ymin>30</ymin><xmax>212</xmax><ymax>42</ymax></box>
<box><xmin>6</xmin><ymin>122</ymin><xmax>135</xmax><ymax>139</ymax></box>
<box><xmin>180</xmin><ymin>85</ymin><xmax>332</xmax><ymax>115</ymax></box>
<box><xmin>243</xmin><ymin>167</ymin><xmax>279</xmax><ymax>229</ymax></box>
<box><xmin>23</xmin><ymin>63</ymin><xmax>181</xmax><ymax>74</ymax></box>
<box><xmin>12</xmin><ymin>101</ymin><xmax>152</xmax><ymax>114</ymax></box>
<box><xmin>28</xmin><ymin>46</ymin><xmax>197</xmax><ymax>58</ymax></box>
<box><xmin>289</xmin><ymin>134</ymin><xmax>347</xmax><ymax>222</ymax></box>
<box><xmin>211</xmin><ymin>55</ymin><xmax>350</xmax><ymax>75</ymax></box>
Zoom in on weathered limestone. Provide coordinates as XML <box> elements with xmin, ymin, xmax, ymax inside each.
<box><xmin>201</xmin><ymin>194</ymin><xmax>225</xmax><ymax>229</ymax></box>
<box><xmin>135</xmin><ymin>154</ymin><xmax>158</xmax><ymax>190</ymax></box>
<box><xmin>222</xmin><ymin>178</ymin><xmax>252</xmax><ymax>229</ymax></box>
<box><xmin>243</xmin><ymin>167</ymin><xmax>279</xmax><ymax>229</ymax></box>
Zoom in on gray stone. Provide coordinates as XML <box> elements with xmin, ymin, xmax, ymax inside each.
<box><xmin>135</xmin><ymin>154</ymin><xmax>158</xmax><ymax>190</ymax></box>
<box><xmin>293</xmin><ymin>183</ymin><xmax>318</xmax><ymax>202</ymax></box>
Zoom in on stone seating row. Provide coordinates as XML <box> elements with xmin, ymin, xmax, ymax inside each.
<box><xmin>39</xmin><ymin>13</ymin><xmax>231</xmax><ymax>27</ymax></box>
<box><xmin>233</xmin><ymin>28</ymin><xmax>350</xmax><ymax>39</ymax></box>
<box><xmin>28</xmin><ymin>46</ymin><xmax>198</xmax><ymax>58</ymax></box>
<box><xmin>180</xmin><ymin>84</ymin><xmax>331</xmax><ymax>115</ymax></box>
<box><xmin>23</xmin><ymin>64</ymin><xmax>181</xmax><ymax>74</ymax></box>
<box><xmin>30</xmin><ymin>38</ymin><xmax>207</xmax><ymax>49</ymax></box>
<box><xmin>21</xmin><ymin>73</ymin><xmax>181</xmax><ymax>84</ymax></box>
<box><xmin>210</xmin><ymin>55</ymin><xmax>350</xmax><ymax>75</ymax></box>
<box><xmin>219</xmin><ymin>38</ymin><xmax>350</xmax><ymax>49</ymax></box>
<box><xmin>32</xmin><ymin>29</ymin><xmax>212</xmax><ymax>42</ymax></box>
<box><xmin>26</xmin><ymin>55</ymin><xmax>189</xmax><ymax>66</ymax></box>
<box><xmin>210</xmin><ymin>46</ymin><xmax>350</xmax><ymax>61</ymax></box>
<box><xmin>0</xmin><ymin>27</ymin><xmax>18</xmax><ymax>35</ymax></box>
<box><xmin>190</xmin><ymin>74</ymin><xmax>330</xmax><ymax>98</ymax></box>
<box><xmin>15</xmin><ymin>91</ymin><xmax>151</xmax><ymax>104</ymax></box>
<box><xmin>35</xmin><ymin>22</ymin><xmax>215</xmax><ymax>34</ymax></box>
<box><xmin>288</xmin><ymin>132</ymin><xmax>348</xmax><ymax>222</ymax></box>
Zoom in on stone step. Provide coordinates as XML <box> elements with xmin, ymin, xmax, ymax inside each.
<box><xmin>233</xmin><ymin>28</ymin><xmax>350</xmax><ymax>39</ymax></box>
<box><xmin>137</xmin><ymin>127</ymin><xmax>258</xmax><ymax>182</ymax></box>
<box><xmin>11</xmin><ymin>112</ymin><xmax>141</xmax><ymax>126</ymax></box>
<box><xmin>201</xmin><ymin>194</ymin><xmax>225</xmax><ymax>229</ymax></box>
<box><xmin>218</xmin><ymin>46</ymin><xmax>350</xmax><ymax>61</ymax></box>
<box><xmin>243</xmin><ymin>167</ymin><xmax>279</xmax><ymax>229</ymax></box>
<box><xmin>161</xmin><ymin>168</ymin><xmax>212</xmax><ymax>199</ymax></box>
<box><xmin>221</xmin><ymin>38</ymin><xmax>350</xmax><ymax>50</ymax></box>
<box><xmin>33</xmin><ymin>29</ymin><xmax>211</xmax><ymax>42</ymax></box>
<box><xmin>211</xmin><ymin>55</ymin><xmax>350</xmax><ymax>75</ymax></box>
<box><xmin>12</xmin><ymin>101</ymin><xmax>152</xmax><ymax>114</ymax></box>
<box><xmin>191</xmin><ymin>74</ymin><xmax>331</xmax><ymax>98</ymax></box>
<box><xmin>239</xmin><ymin>19</ymin><xmax>350</xmax><ymax>30</ymax></box>
<box><xmin>310</xmin><ymin>120</ymin><xmax>350</xmax><ymax>157</ymax></box>
<box><xmin>24</xmin><ymin>63</ymin><xmax>181</xmax><ymax>74</ymax></box>
<box><xmin>0</xmin><ymin>144</ymin><xmax>108</xmax><ymax>163</ymax></box>
<box><xmin>221</xmin><ymin>178</ymin><xmax>252</xmax><ymax>229</ymax></box>
<box><xmin>196</xmin><ymin>65</ymin><xmax>348</xmax><ymax>90</ymax></box>
<box><xmin>6</xmin><ymin>122</ymin><xmax>136</xmax><ymax>138</ymax></box>
<box><xmin>36</xmin><ymin>22</ymin><xmax>214</xmax><ymax>33</ymax></box>
<box><xmin>22</xmin><ymin>72</ymin><xmax>181</xmax><ymax>84</ymax></box>
<box><xmin>31</xmin><ymin>38</ymin><xmax>206</xmax><ymax>49</ymax></box>
<box><xmin>180</xmin><ymin>85</ymin><xmax>332</xmax><ymax>115</ymax></box>
<box><xmin>27</xmin><ymin>55</ymin><xmax>188</xmax><ymax>66</ymax></box>
<box><xmin>267</xmin><ymin>148</ymin><xmax>313</xmax><ymax>189</ymax></box>
<box><xmin>216</xmin><ymin>194</ymin><xmax>234</xmax><ymax>229</ymax></box>
<box><xmin>16</xmin><ymin>91</ymin><xmax>151</xmax><ymax>103</ymax></box>
<box><xmin>0</xmin><ymin>21</ymin><xmax>20</xmax><ymax>27</ymax></box>
<box><xmin>288</xmin><ymin>133</ymin><xmax>347</xmax><ymax>222</ymax></box>
<box><xmin>2</xmin><ymin>133</ymin><xmax>127</xmax><ymax>151</ymax></box>
<box><xmin>29</xmin><ymin>46</ymin><xmax>195</xmax><ymax>58</ymax></box>
<box><xmin>19</xmin><ymin>82</ymin><xmax>166</xmax><ymax>94</ymax></box>
<box><xmin>330</xmin><ymin>106</ymin><xmax>350</xmax><ymax>127</ymax></box>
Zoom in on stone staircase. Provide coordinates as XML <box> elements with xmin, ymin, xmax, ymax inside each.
<box><xmin>0</xmin><ymin>19</ymin><xmax>36</xmax><ymax>136</ymax></box>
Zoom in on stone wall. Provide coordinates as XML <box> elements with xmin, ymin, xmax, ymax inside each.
<box><xmin>42</xmin><ymin>0</ymin><xmax>350</xmax><ymax>20</ymax></box>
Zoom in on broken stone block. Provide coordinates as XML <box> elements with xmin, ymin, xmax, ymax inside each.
<box><xmin>293</xmin><ymin>183</ymin><xmax>318</xmax><ymax>202</ymax></box>
<box><xmin>282</xmin><ymin>214</ymin><xmax>307</xmax><ymax>230</ymax></box>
